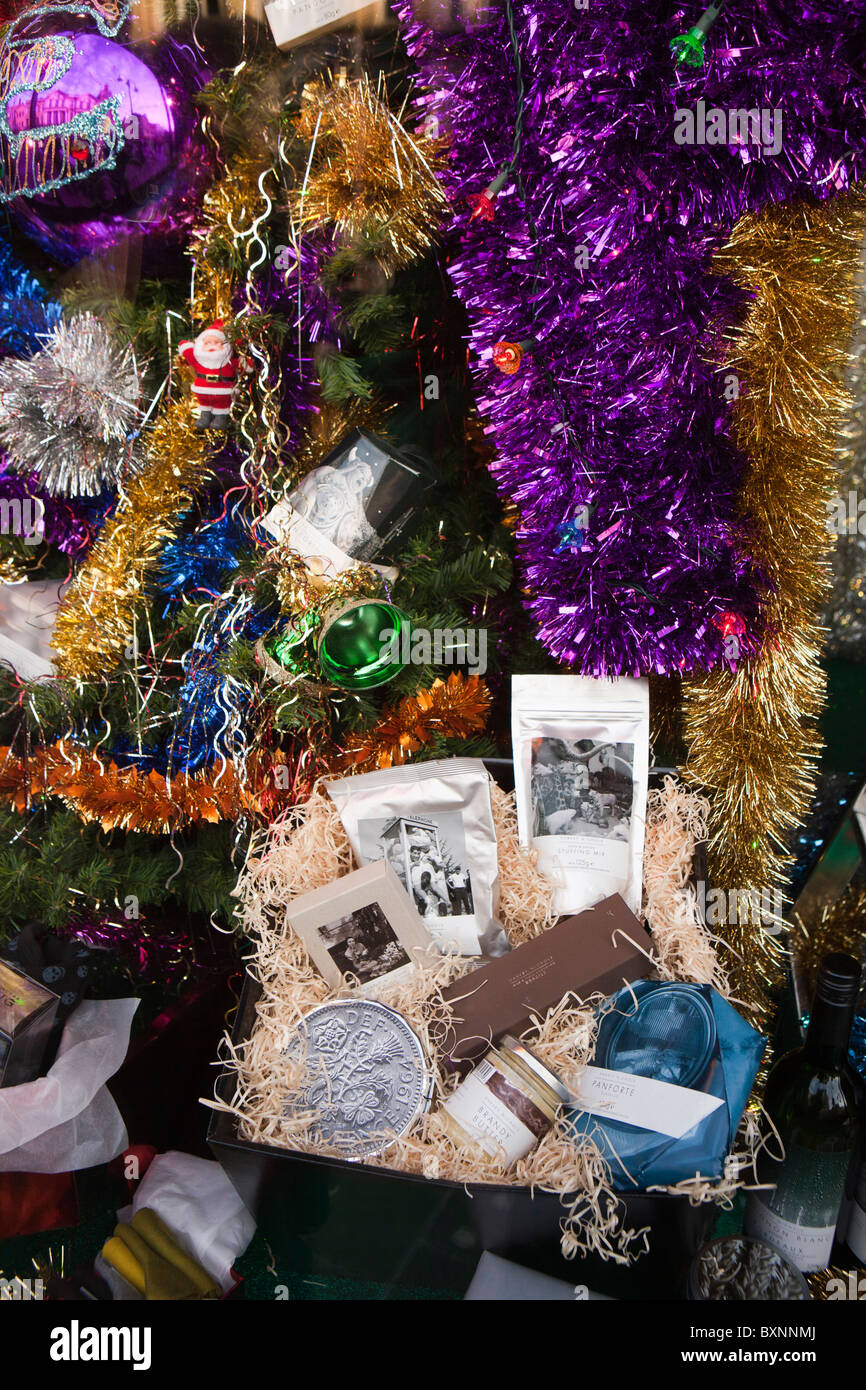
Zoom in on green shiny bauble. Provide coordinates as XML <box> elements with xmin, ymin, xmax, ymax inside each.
<box><xmin>317</xmin><ymin>600</ymin><xmax>412</xmax><ymax>690</ymax></box>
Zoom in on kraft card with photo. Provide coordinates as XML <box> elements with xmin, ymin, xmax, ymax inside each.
<box><xmin>285</xmin><ymin>861</ymin><xmax>437</xmax><ymax>996</ymax></box>
<box><xmin>511</xmin><ymin>675</ymin><xmax>649</xmax><ymax>917</ymax></box>
<box><xmin>324</xmin><ymin>758</ymin><xmax>508</xmax><ymax>958</ymax></box>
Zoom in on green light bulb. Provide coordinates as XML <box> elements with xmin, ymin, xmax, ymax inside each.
<box><xmin>671</xmin><ymin>3</ymin><xmax>725</xmax><ymax>69</ymax></box>
<box><xmin>670</xmin><ymin>28</ymin><xmax>706</xmax><ymax>67</ymax></box>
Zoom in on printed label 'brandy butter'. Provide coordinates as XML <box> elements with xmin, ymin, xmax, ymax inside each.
<box><xmin>745</xmin><ymin>952</ymin><xmax>862</xmax><ymax>1272</ymax></box>
<box><xmin>440</xmin><ymin>1036</ymin><xmax>570</xmax><ymax>1168</ymax></box>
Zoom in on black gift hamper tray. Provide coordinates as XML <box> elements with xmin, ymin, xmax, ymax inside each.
<box><xmin>208</xmin><ymin>762</ymin><xmax>713</xmax><ymax>1299</ymax></box>
<box><xmin>208</xmin><ymin>976</ymin><xmax>712</xmax><ymax>1300</ymax></box>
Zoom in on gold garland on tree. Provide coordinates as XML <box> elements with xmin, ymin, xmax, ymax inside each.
<box><xmin>286</xmin><ymin>397</ymin><xmax>394</xmax><ymax>481</ymax></box>
<box><xmin>50</xmin><ymin>153</ymin><xmax>274</xmax><ymax>682</ymax></box>
<box><xmin>189</xmin><ymin>154</ymin><xmax>269</xmax><ymax>324</ymax></box>
<box><xmin>0</xmin><ymin>741</ymin><xmax>301</xmax><ymax>833</ymax></box>
<box><xmin>292</xmin><ymin>77</ymin><xmax>447</xmax><ymax>276</ymax></box>
<box><xmin>683</xmin><ymin>191</ymin><xmax>866</xmax><ymax>1019</ymax></box>
<box><xmin>51</xmin><ymin>400</ymin><xmax>218</xmax><ymax>679</ymax></box>
<box><xmin>789</xmin><ymin>882</ymin><xmax>866</xmax><ymax>1001</ymax></box>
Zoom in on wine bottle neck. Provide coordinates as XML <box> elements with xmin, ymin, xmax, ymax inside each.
<box><xmin>804</xmin><ymin>995</ymin><xmax>855</xmax><ymax>1070</ymax></box>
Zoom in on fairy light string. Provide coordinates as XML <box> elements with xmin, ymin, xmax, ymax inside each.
<box><xmin>670</xmin><ymin>1</ymin><xmax>727</xmax><ymax>69</ymax></box>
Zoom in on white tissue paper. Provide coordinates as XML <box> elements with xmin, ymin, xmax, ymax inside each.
<box><xmin>0</xmin><ymin>997</ymin><xmax>138</xmax><ymax>1173</ymax></box>
<box><xmin>0</xmin><ymin>578</ymin><xmax>64</xmax><ymax>680</ymax></box>
<box><xmin>119</xmin><ymin>1151</ymin><xmax>256</xmax><ymax>1293</ymax></box>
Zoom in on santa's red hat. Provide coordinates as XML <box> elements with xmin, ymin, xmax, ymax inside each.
<box><xmin>205</xmin><ymin>320</ymin><xmax>225</xmax><ymax>333</ymax></box>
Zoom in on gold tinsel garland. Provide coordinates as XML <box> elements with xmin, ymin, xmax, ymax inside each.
<box><xmin>51</xmin><ymin>400</ymin><xmax>218</xmax><ymax>679</ymax></box>
<box><xmin>826</xmin><ymin>225</ymin><xmax>866</xmax><ymax>656</ymax></box>
<box><xmin>0</xmin><ymin>554</ymin><xmax>25</xmax><ymax>585</ymax></box>
<box><xmin>285</xmin><ymin>397</ymin><xmax>394</xmax><ymax>482</ymax></box>
<box><xmin>268</xmin><ymin>547</ymin><xmax>380</xmax><ymax>618</ymax></box>
<box><xmin>189</xmin><ymin>154</ymin><xmax>273</xmax><ymax>325</ymax></box>
<box><xmin>49</xmin><ymin>150</ymin><xmax>276</xmax><ymax>681</ymax></box>
<box><xmin>683</xmin><ymin>192</ymin><xmax>866</xmax><ymax>1017</ymax></box>
<box><xmin>191</xmin><ymin>154</ymin><xmax>290</xmax><ymax>467</ymax></box>
<box><xmin>292</xmin><ymin>77</ymin><xmax>448</xmax><ymax>275</ymax></box>
<box><xmin>790</xmin><ymin>881</ymin><xmax>866</xmax><ymax>1001</ymax></box>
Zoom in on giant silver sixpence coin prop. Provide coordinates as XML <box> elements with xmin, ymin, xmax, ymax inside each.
<box><xmin>282</xmin><ymin>999</ymin><xmax>432</xmax><ymax>1160</ymax></box>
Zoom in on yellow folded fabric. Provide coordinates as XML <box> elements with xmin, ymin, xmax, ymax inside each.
<box><xmin>100</xmin><ymin>1235</ymin><xmax>147</xmax><ymax>1296</ymax></box>
<box><xmin>131</xmin><ymin>1208</ymin><xmax>220</xmax><ymax>1299</ymax></box>
<box><xmin>103</xmin><ymin>1214</ymin><xmax>218</xmax><ymax>1301</ymax></box>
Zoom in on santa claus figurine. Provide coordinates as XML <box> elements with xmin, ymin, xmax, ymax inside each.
<box><xmin>178</xmin><ymin>321</ymin><xmax>243</xmax><ymax>430</ymax></box>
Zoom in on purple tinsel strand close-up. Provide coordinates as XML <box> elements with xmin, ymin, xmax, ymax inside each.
<box><xmin>393</xmin><ymin>0</ymin><xmax>866</xmax><ymax>675</ymax></box>
<box><xmin>0</xmin><ymin>456</ymin><xmax>108</xmax><ymax>557</ymax></box>
<box><xmin>55</xmin><ymin>911</ymin><xmax>217</xmax><ymax>989</ymax></box>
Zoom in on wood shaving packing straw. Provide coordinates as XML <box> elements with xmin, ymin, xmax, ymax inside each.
<box><xmin>643</xmin><ymin>776</ymin><xmax>728</xmax><ymax>995</ymax></box>
<box><xmin>692</xmin><ymin>1236</ymin><xmax>807</xmax><ymax>1300</ymax></box>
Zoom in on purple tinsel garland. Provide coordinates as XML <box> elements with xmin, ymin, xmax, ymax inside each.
<box><xmin>55</xmin><ymin>910</ymin><xmax>233</xmax><ymax>988</ymax></box>
<box><xmin>394</xmin><ymin>0</ymin><xmax>866</xmax><ymax>674</ymax></box>
<box><xmin>0</xmin><ymin>456</ymin><xmax>106</xmax><ymax>557</ymax></box>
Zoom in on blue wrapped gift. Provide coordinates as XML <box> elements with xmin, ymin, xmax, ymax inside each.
<box><xmin>564</xmin><ymin>980</ymin><xmax>766</xmax><ymax>1190</ymax></box>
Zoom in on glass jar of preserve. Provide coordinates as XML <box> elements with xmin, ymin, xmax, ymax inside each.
<box><xmin>439</xmin><ymin>1035</ymin><xmax>570</xmax><ymax>1167</ymax></box>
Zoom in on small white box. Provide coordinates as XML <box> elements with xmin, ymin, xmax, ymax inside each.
<box><xmin>264</xmin><ymin>0</ymin><xmax>382</xmax><ymax>50</ymax></box>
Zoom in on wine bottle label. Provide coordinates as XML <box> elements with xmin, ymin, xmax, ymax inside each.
<box><xmin>745</xmin><ymin>1193</ymin><xmax>837</xmax><ymax>1272</ymax></box>
<box><xmin>748</xmin><ymin>1138</ymin><xmax>852</xmax><ymax>1270</ymax></box>
<box><xmin>848</xmin><ymin>1200</ymin><xmax>866</xmax><ymax>1263</ymax></box>
<box><xmin>847</xmin><ymin>1160</ymin><xmax>866</xmax><ymax>1262</ymax></box>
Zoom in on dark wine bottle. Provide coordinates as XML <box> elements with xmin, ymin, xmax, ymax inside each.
<box><xmin>744</xmin><ymin>952</ymin><xmax>862</xmax><ymax>1272</ymax></box>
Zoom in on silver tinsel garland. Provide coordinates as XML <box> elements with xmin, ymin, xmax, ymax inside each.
<box><xmin>826</xmin><ymin>231</ymin><xmax>866</xmax><ymax>659</ymax></box>
<box><xmin>0</xmin><ymin>314</ymin><xmax>142</xmax><ymax>498</ymax></box>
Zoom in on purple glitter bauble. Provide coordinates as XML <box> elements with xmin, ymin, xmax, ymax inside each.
<box><xmin>1</xmin><ymin>13</ymin><xmax>212</xmax><ymax>263</ymax></box>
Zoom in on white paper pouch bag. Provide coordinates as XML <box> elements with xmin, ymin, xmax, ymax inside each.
<box><xmin>324</xmin><ymin>758</ymin><xmax>506</xmax><ymax>957</ymax></box>
<box><xmin>511</xmin><ymin>675</ymin><xmax>649</xmax><ymax>917</ymax></box>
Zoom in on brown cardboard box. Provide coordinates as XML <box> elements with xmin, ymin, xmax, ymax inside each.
<box><xmin>437</xmin><ymin>894</ymin><xmax>654</xmax><ymax>1068</ymax></box>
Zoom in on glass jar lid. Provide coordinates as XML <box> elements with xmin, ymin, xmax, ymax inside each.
<box><xmin>597</xmin><ymin>984</ymin><xmax>717</xmax><ymax>1089</ymax></box>
<box><xmin>499</xmin><ymin>1034</ymin><xmax>571</xmax><ymax>1103</ymax></box>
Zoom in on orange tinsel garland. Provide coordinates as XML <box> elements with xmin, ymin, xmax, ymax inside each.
<box><xmin>338</xmin><ymin>672</ymin><xmax>491</xmax><ymax>771</ymax></box>
<box><xmin>0</xmin><ymin>743</ymin><xmax>300</xmax><ymax>833</ymax></box>
<box><xmin>0</xmin><ymin>677</ymin><xmax>490</xmax><ymax>826</ymax></box>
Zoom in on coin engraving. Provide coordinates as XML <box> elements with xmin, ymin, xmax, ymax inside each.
<box><xmin>283</xmin><ymin>1000</ymin><xmax>430</xmax><ymax>1158</ymax></box>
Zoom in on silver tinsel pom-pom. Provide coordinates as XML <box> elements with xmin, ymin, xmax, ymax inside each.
<box><xmin>0</xmin><ymin>314</ymin><xmax>142</xmax><ymax>498</ymax></box>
